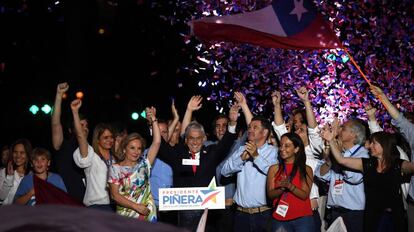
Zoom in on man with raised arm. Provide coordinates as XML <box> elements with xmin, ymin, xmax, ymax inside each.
<box><xmin>51</xmin><ymin>82</ymin><xmax>87</xmax><ymax>203</ymax></box>
<box><xmin>316</xmin><ymin>119</ymin><xmax>369</xmax><ymax>232</ymax></box>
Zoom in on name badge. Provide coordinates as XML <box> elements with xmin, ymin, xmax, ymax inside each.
<box><xmin>275</xmin><ymin>200</ymin><xmax>289</xmax><ymax>217</ymax></box>
<box><xmin>182</xmin><ymin>159</ymin><xmax>200</xmax><ymax>166</ymax></box>
<box><xmin>333</xmin><ymin>179</ymin><xmax>344</xmax><ymax>195</ymax></box>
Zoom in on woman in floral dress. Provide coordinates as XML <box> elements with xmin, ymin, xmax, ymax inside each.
<box><xmin>108</xmin><ymin>107</ymin><xmax>161</xmax><ymax>222</ymax></box>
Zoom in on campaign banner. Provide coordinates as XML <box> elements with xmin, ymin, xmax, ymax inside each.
<box><xmin>159</xmin><ymin>178</ymin><xmax>225</xmax><ymax>211</ymax></box>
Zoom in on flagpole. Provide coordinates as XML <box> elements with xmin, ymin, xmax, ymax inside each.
<box><xmin>342</xmin><ymin>47</ymin><xmax>389</xmax><ymax>107</ymax></box>
<box><xmin>343</xmin><ymin>48</ymin><xmax>372</xmax><ymax>86</ymax></box>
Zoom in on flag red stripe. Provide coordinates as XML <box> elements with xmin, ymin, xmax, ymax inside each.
<box><xmin>34</xmin><ymin>175</ymin><xmax>84</xmax><ymax>207</ymax></box>
<box><xmin>192</xmin><ymin>16</ymin><xmax>341</xmax><ymax>49</ymax></box>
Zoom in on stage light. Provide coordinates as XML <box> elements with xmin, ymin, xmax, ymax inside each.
<box><xmin>29</xmin><ymin>105</ymin><xmax>40</xmax><ymax>115</ymax></box>
<box><xmin>140</xmin><ymin>110</ymin><xmax>146</xmax><ymax>119</ymax></box>
<box><xmin>41</xmin><ymin>104</ymin><xmax>52</xmax><ymax>114</ymax></box>
<box><xmin>131</xmin><ymin>112</ymin><xmax>139</xmax><ymax>120</ymax></box>
<box><xmin>76</xmin><ymin>91</ymin><xmax>84</xmax><ymax>99</ymax></box>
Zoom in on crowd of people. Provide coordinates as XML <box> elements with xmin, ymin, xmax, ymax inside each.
<box><xmin>0</xmin><ymin>82</ymin><xmax>414</xmax><ymax>232</ymax></box>
<box><xmin>1</xmin><ymin>0</ymin><xmax>413</xmax><ymax>231</ymax></box>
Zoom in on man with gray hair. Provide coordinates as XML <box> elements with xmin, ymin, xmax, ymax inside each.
<box><xmin>316</xmin><ymin>119</ymin><xmax>369</xmax><ymax>232</ymax></box>
<box><xmin>157</xmin><ymin>95</ymin><xmax>239</xmax><ymax>231</ymax></box>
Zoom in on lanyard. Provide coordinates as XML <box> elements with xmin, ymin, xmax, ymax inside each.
<box><xmin>348</xmin><ymin>145</ymin><xmax>362</xmax><ymax>158</ymax></box>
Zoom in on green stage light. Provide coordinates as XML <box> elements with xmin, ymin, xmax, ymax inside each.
<box><xmin>29</xmin><ymin>105</ymin><xmax>39</xmax><ymax>115</ymax></box>
<box><xmin>41</xmin><ymin>104</ymin><xmax>52</xmax><ymax>114</ymax></box>
<box><xmin>140</xmin><ymin>110</ymin><xmax>146</xmax><ymax>119</ymax></box>
<box><xmin>131</xmin><ymin>112</ymin><xmax>139</xmax><ymax>120</ymax></box>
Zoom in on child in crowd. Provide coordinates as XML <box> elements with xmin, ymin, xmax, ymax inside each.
<box><xmin>14</xmin><ymin>148</ymin><xmax>67</xmax><ymax>205</ymax></box>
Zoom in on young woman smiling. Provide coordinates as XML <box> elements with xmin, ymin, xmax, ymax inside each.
<box><xmin>267</xmin><ymin>132</ymin><xmax>315</xmax><ymax>232</ymax></box>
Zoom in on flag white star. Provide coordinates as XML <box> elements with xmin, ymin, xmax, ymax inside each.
<box><xmin>290</xmin><ymin>0</ymin><xmax>308</xmax><ymax>22</ymax></box>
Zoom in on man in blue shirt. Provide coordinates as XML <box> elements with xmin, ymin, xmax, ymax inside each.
<box><xmin>222</xmin><ymin>116</ymin><xmax>278</xmax><ymax>232</ymax></box>
<box><xmin>150</xmin><ymin>119</ymin><xmax>175</xmax><ymax>224</ymax></box>
<box><xmin>316</xmin><ymin>119</ymin><xmax>369</xmax><ymax>232</ymax></box>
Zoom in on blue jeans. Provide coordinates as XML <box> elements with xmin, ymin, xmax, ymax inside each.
<box><xmin>234</xmin><ymin>209</ymin><xmax>271</xmax><ymax>232</ymax></box>
<box><xmin>271</xmin><ymin>215</ymin><xmax>315</xmax><ymax>232</ymax></box>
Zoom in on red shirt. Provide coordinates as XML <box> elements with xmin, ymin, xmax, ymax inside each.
<box><xmin>272</xmin><ymin>163</ymin><xmax>312</xmax><ymax>221</ymax></box>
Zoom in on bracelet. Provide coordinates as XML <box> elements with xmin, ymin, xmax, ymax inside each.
<box><xmin>152</xmin><ymin>119</ymin><xmax>158</xmax><ymax>123</ymax></box>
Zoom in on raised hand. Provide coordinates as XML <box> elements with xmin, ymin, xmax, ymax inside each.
<box><xmin>171</xmin><ymin>99</ymin><xmax>179</xmax><ymax>120</ymax></box>
<box><xmin>234</xmin><ymin>91</ymin><xmax>247</xmax><ymax>107</ymax></box>
<box><xmin>229</xmin><ymin>104</ymin><xmax>240</xmax><ymax>124</ymax></box>
<box><xmin>331</xmin><ymin>117</ymin><xmax>340</xmax><ymax>138</ymax></box>
<box><xmin>296</xmin><ymin>86</ymin><xmax>309</xmax><ymax>102</ymax></box>
<box><xmin>146</xmin><ymin>107</ymin><xmax>157</xmax><ymax>123</ymax></box>
<box><xmin>364</xmin><ymin>104</ymin><xmax>377</xmax><ymax>121</ymax></box>
<box><xmin>369</xmin><ymin>85</ymin><xmax>384</xmax><ymax>97</ymax></box>
<box><xmin>369</xmin><ymin>85</ymin><xmax>400</xmax><ymax>120</ymax></box>
<box><xmin>187</xmin><ymin>95</ymin><xmax>203</xmax><ymax>112</ymax></box>
<box><xmin>56</xmin><ymin>82</ymin><xmax>69</xmax><ymax>95</ymax></box>
<box><xmin>70</xmin><ymin>99</ymin><xmax>82</xmax><ymax>112</ymax></box>
<box><xmin>7</xmin><ymin>160</ymin><xmax>14</xmax><ymax>176</ymax></box>
<box><xmin>271</xmin><ymin>90</ymin><xmax>281</xmax><ymax>106</ymax></box>
<box><xmin>321</xmin><ymin>124</ymin><xmax>334</xmax><ymax>142</ymax></box>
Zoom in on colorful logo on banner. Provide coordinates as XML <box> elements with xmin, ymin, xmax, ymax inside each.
<box><xmin>159</xmin><ymin>178</ymin><xmax>225</xmax><ymax>211</ymax></box>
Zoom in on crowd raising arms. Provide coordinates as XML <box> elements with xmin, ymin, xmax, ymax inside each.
<box><xmin>51</xmin><ymin>82</ymin><xmax>70</xmax><ymax>151</ymax></box>
<box><xmin>51</xmin><ymin>82</ymin><xmax>87</xmax><ymax>202</ymax></box>
<box><xmin>3</xmin><ymin>81</ymin><xmax>414</xmax><ymax>232</ymax></box>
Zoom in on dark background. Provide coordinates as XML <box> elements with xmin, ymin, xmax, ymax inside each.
<box><xmin>0</xmin><ymin>0</ymin><xmax>218</xmax><ymax>148</ymax></box>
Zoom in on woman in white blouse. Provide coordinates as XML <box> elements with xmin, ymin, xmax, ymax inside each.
<box><xmin>71</xmin><ymin>99</ymin><xmax>115</xmax><ymax>210</ymax></box>
<box><xmin>0</xmin><ymin>139</ymin><xmax>32</xmax><ymax>205</ymax></box>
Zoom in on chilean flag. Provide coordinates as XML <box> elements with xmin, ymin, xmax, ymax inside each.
<box><xmin>34</xmin><ymin>174</ymin><xmax>84</xmax><ymax>207</ymax></box>
<box><xmin>190</xmin><ymin>0</ymin><xmax>342</xmax><ymax>49</ymax></box>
